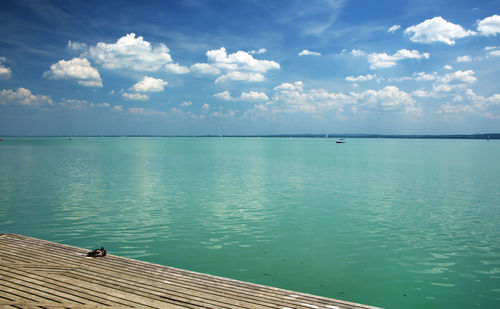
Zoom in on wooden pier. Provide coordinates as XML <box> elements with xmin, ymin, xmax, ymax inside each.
<box><xmin>0</xmin><ymin>234</ymin><xmax>379</xmax><ymax>308</ymax></box>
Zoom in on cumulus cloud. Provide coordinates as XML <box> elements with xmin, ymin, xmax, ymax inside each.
<box><xmin>444</xmin><ymin>64</ymin><xmax>453</xmax><ymax>70</ymax></box>
<box><xmin>249</xmin><ymin>48</ymin><xmax>267</xmax><ymax>54</ymax></box>
<box><xmin>214</xmin><ymin>90</ymin><xmax>232</xmax><ymax>101</ymax></box>
<box><xmin>387</xmin><ymin>25</ymin><xmax>401</xmax><ymax>33</ymax></box>
<box><xmin>456</xmin><ymin>55</ymin><xmax>472</xmax><ymax>62</ymax></box>
<box><xmin>439</xmin><ymin>70</ymin><xmax>477</xmax><ymax>84</ymax></box>
<box><xmin>298</xmin><ymin>49</ymin><xmax>321</xmax><ymax>56</ymax></box>
<box><xmin>206</xmin><ymin>47</ymin><xmax>279</xmax><ymax>72</ymax></box>
<box><xmin>180</xmin><ymin>100</ymin><xmax>192</xmax><ymax>107</ymax></box>
<box><xmin>346</xmin><ymin>74</ymin><xmax>376</xmax><ymax>82</ymax></box>
<box><xmin>0</xmin><ymin>88</ymin><xmax>53</xmax><ymax>107</ymax></box>
<box><xmin>407</xmin><ymin>70</ymin><xmax>479</xmax><ymax>99</ymax></box>
<box><xmin>428</xmin><ymin>70</ymin><xmax>477</xmax><ymax>94</ymax></box>
<box><xmin>350</xmin><ymin>49</ymin><xmax>366</xmax><ymax>57</ymax></box>
<box><xmin>214</xmin><ymin>90</ymin><xmax>269</xmax><ymax>101</ymax></box>
<box><xmin>129</xmin><ymin>76</ymin><xmax>167</xmax><ymax>92</ymax></box>
<box><xmin>274</xmin><ymin>81</ymin><xmax>304</xmax><ymax>92</ymax></box>
<box><xmin>67</xmin><ymin>41</ymin><xmax>87</xmax><ymax>51</ymax></box>
<box><xmin>437</xmin><ymin>89</ymin><xmax>500</xmax><ymax>118</ymax></box>
<box><xmin>201</xmin><ymin>103</ymin><xmax>210</xmax><ymax>111</ymax></box>
<box><xmin>477</xmin><ymin>14</ymin><xmax>500</xmax><ymax>36</ymax></box>
<box><xmin>57</xmin><ymin>98</ymin><xmax>111</xmax><ymax>110</ymax></box>
<box><xmin>122</xmin><ymin>92</ymin><xmax>150</xmax><ymax>101</ymax></box>
<box><xmin>368</xmin><ymin>49</ymin><xmax>430</xmax><ymax>69</ymax></box>
<box><xmin>190</xmin><ymin>63</ymin><xmax>221</xmax><ymax>75</ymax></box>
<box><xmin>404</xmin><ymin>16</ymin><xmax>476</xmax><ymax>45</ymax></box>
<box><xmin>164</xmin><ymin>63</ymin><xmax>190</xmax><ymax>74</ymax></box>
<box><xmin>240</xmin><ymin>91</ymin><xmax>269</xmax><ymax>101</ymax></box>
<box><xmin>215</xmin><ymin>71</ymin><xmax>265</xmax><ymax>83</ymax></box>
<box><xmin>0</xmin><ymin>57</ymin><xmax>12</xmax><ymax>79</ymax></box>
<box><xmin>44</xmin><ymin>58</ymin><xmax>102</xmax><ymax>87</ymax></box>
<box><xmin>489</xmin><ymin>50</ymin><xmax>500</xmax><ymax>57</ymax></box>
<box><xmin>352</xmin><ymin>86</ymin><xmax>416</xmax><ymax>110</ymax></box>
<box><xmin>88</xmin><ymin>33</ymin><xmax>172</xmax><ymax>71</ymax></box>
<box><xmin>413</xmin><ymin>72</ymin><xmax>438</xmax><ymax>81</ymax></box>
<box><xmin>191</xmin><ymin>47</ymin><xmax>279</xmax><ymax>83</ymax></box>
<box><xmin>129</xmin><ymin>107</ymin><xmax>168</xmax><ymax>116</ymax></box>
<box><xmin>267</xmin><ymin>81</ymin><xmax>419</xmax><ymax>116</ymax></box>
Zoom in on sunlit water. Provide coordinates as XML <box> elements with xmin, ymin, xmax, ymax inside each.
<box><xmin>1</xmin><ymin>137</ymin><xmax>499</xmax><ymax>308</ymax></box>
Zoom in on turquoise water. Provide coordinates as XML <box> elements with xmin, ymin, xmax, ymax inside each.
<box><xmin>1</xmin><ymin>137</ymin><xmax>499</xmax><ymax>308</ymax></box>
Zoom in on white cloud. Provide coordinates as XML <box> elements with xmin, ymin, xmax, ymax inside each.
<box><xmin>113</xmin><ymin>105</ymin><xmax>123</xmax><ymax>112</ymax></box>
<box><xmin>206</xmin><ymin>47</ymin><xmax>279</xmax><ymax>72</ymax></box>
<box><xmin>214</xmin><ymin>90</ymin><xmax>269</xmax><ymax>101</ymax></box>
<box><xmin>428</xmin><ymin>70</ymin><xmax>477</xmax><ymax>94</ymax></box>
<box><xmin>0</xmin><ymin>88</ymin><xmax>53</xmax><ymax>106</ymax></box>
<box><xmin>249</xmin><ymin>48</ymin><xmax>267</xmax><ymax>54</ymax></box>
<box><xmin>352</xmin><ymin>86</ymin><xmax>416</xmax><ymax>110</ymax></box>
<box><xmin>413</xmin><ymin>72</ymin><xmax>438</xmax><ymax>81</ymax></box>
<box><xmin>404</xmin><ymin>16</ymin><xmax>476</xmax><ymax>45</ymax></box>
<box><xmin>0</xmin><ymin>57</ymin><xmax>12</xmax><ymax>79</ymax></box>
<box><xmin>130</xmin><ymin>76</ymin><xmax>167</xmax><ymax>92</ymax></box>
<box><xmin>164</xmin><ymin>63</ymin><xmax>190</xmax><ymax>74</ymax></box>
<box><xmin>91</xmin><ymin>102</ymin><xmax>110</xmax><ymax>108</ymax></box>
<box><xmin>439</xmin><ymin>70</ymin><xmax>477</xmax><ymax>85</ymax></box>
<box><xmin>437</xmin><ymin>89</ymin><xmax>500</xmax><ymax>118</ymax></box>
<box><xmin>346</xmin><ymin>74</ymin><xmax>376</xmax><ymax>82</ymax></box>
<box><xmin>190</xmin><ymin>63</ymin><xmax>221</xmax><ymax>75</ymax></box>
<box><xmin>240</xmin><ymin>91</ymin><xmax>269</xmax><ymax>101</ymax></box>
<box><xmin>350</xmin><ymin>49</ymin><xmax>366</xmax><ymax>57</ymax></box>
<box><xmin>412</xmin><ymin>89</ymin><xmax>434</xmax><ymax>98</ymax></box>
<box><xmin>214</xmin><ymin>71</ymin><xmax>265</xmax><ymax>83</ymax></box>
<box><xmin>456</xmin><ymin>55</ymin><xmax>472</xmax><ymax>62</ymax></box>
<box><xmin>129</xmin><ymin>107</ymin><xmax>168</xmax><ymax>116</ymax></box>
<box><xmin>477</xmin><ymin>14</ymin><xmax>500</xmax><ymax>36</ymax></box>
<box><xmin>122</xmin><ymin>92</ymin><xmax>150</xmax><ymax>101</ymax></box>
<box><xmin>201</xmin><ymin>103</ymin><xmax>210</xmax><ymax>111</ymax></box>
<box><xmin>387</xmin><ymin>25</ymin><xmax>401</xmax><ymax>33</ymax></box>
<box><xmin>489</xmin><ymin>50</ymin><xmax>500</xmax><ymax>57</ymax></box>
<box><xmin>274</xmin><ymin>81</ymin><xmax>304</xmax><ymax>91</ymax></box>
<box><xmin>268</xmin><ymin>81</ymin><xmax>419</xmax><ymax>116</ymax></box>
<box><xmin>368</xmin><ymin>49</ymin><xmax>429</xmax><ymax>69</ymax></box>
<box><xmin>192</xmin><ymin>47</ymin><xmax>279</xmax><ymax>83</ymax></box>
<box><xmin>444</xmin><ymin>64</ymin><xmax>453</xmax><ymax>70</ymax></box>
<box><xmin>214</xmin><ymin>90</ymin><xmax>233</xmax><ymax>101</ymax></box>
<box><xmin>298</xmin><ymin>49</ymin><xmax>321</xmax><ymax>56</ymax></box>
<box><xmin>180</xmin><ymin>100</ymin><xmax>192</xmax><ymax>107</ymax></box>
<box><xmin>44</xmin><ymin>58</ymin><xmax>102</xmax><ymax>87</ymax></box>
<box><xmin>67</xmin><ymin>41</ymin><xmax>87</xmax><ymax>51</ymax></box>
<box><xmin>88</xmin><ymin>33</ymin><xmax>172</xmax><ymax>71</ymax></box>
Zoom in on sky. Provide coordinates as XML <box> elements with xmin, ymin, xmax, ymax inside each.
<box><xmin>0</xmin><ymin>0</ymin><xmax>499</xmax><ymax>135</ymax></box>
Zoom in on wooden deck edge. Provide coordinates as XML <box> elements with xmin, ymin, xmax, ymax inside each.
<box><xmin>0</xmin><ymin>234</ymin><xmax>381</xmax><ymax>309</ymax></box>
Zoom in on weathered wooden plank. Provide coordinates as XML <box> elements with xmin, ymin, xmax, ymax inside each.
<box><xmin>2</xmin><ymin>240</ymin><xmax>312</xmax><ymax>308</ymax></box>
<box><xmin>0</xmin><ymin>234</ymin><xmax>380</xmax><ymax>309</ymax></box>
<box><xmin>0</xmin><ymin>266</ymin><xmax>137</xmax><ymax>307</ymax></box>
<box><xmin>2</xmin><ymin>240</ymin><xmax>344</xmax><ymax>309</ymax></box>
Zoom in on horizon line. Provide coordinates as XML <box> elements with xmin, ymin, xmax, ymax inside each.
<box><xmin>1</xmin><ymin>133</ymin><xmax>499</xmax><ymax>139</ymax></box>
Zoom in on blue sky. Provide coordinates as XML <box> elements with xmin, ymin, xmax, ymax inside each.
<box><xmin>0</xmin><ymin>0</ymin><xmax>499</xmax><ymax>135</ymax></box>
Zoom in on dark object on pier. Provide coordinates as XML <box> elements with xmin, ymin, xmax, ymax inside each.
<box><xmin>87</xmin><ymin>246</ymin><xmax>107</xmax><ymax>257</ymax></box>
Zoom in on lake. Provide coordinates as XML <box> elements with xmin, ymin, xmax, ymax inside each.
<box><xmin>1</xmin><ymin>137</ymin><xmax>499</xmax><ymax>308</ymax></box>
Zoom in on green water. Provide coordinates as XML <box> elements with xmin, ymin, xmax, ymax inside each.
<box><xmin>1</xmin><ymin>137</ymin><xmax>499</xmax><ymax>308</ymax></box>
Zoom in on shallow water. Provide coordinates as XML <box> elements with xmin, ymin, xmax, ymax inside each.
<box><xmin>1</xmin><ymin>137</ymin><xmax>499</xmax><ymax>308</ymax></box>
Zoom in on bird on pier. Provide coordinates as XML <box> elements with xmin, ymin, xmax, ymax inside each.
<box><xmin>86</xmin><ymin>246</ymin><xmax>107</xmax><ymax>257</ymax></box>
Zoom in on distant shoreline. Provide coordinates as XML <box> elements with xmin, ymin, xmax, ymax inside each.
<box><xmin>1</xmin><ymin>133</ymin><xmax>499</xmax><ymax>139</ymax></box>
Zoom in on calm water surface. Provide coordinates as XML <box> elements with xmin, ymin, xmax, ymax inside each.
<box><xmin>1</xmin><ymin>137</ymin><xmax>499</xmax><ymax>308</ymax></box>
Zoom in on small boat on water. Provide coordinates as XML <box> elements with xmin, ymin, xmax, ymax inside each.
<box><xmin>336</xmin><ymin>138</ymin><xmax>345</xmax><ymax>144</ymax></box>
